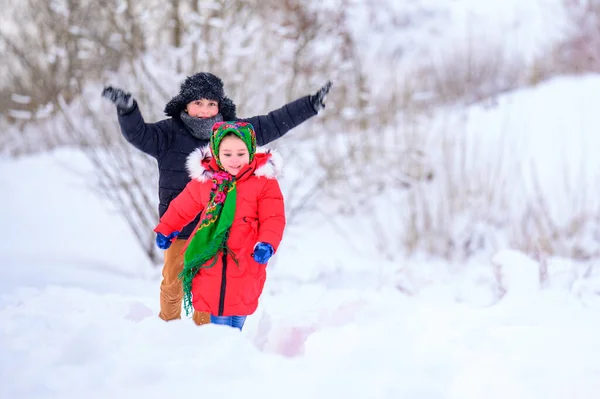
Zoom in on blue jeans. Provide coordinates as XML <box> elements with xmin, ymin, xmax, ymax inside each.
<box><xmin>210</xmin><ymin>315</ymin><xmax>247</xmax><ymax>331</ymax></box>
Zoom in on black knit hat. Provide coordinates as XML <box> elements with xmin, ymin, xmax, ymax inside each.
<box><xmin>164</xmin><ymin>72</ymin><xmax>237</xmax><ymax>120</ymax></box>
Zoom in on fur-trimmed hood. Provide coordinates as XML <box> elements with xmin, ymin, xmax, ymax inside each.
<box><xmin>186</xmin><ymin>146</ymin><xmax>283</xmax><ymax>183</ymax></box>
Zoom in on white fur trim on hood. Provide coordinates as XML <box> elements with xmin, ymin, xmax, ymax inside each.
<box><xmin>186</xmin><ymin>145</ymin><xmax>213</xmax><ymax>182</ymax></box>
<box><xmin>186</xmin><ymin>145</ymin><xmax>283</xmax><ymax>182</ymax></box>
<box><xmin>254</xmin><ymin>148</ymin><xmax>283</xmax><ymax>179</ymax></box>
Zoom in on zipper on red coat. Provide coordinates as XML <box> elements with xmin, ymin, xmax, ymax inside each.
<box><xmin>217</xmin><ymin>177</ymin><xmax>238</xmax><ymax>317</ymax></box>
<box><xmin>218</xmin><ymin>252</ymin><xmax>227</xmax><ymax>316</ymax></box>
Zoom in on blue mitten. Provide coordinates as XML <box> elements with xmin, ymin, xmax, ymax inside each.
<box><xmin>252</xmin><ymin>242</ymin><xmax>274</xmax><ymax>264</ymax></box>
<box><xmin>156</xmin><ymin>231</ymin><xmax>180</xmax><ymax>250</ymax></box>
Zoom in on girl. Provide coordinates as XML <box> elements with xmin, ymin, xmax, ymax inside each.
<box><xmin>153</xmin><ymin>121</ymin><xmax>285</xmax><ymax>331</ymax></box>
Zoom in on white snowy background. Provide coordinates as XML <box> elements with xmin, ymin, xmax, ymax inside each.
<box><xmin>2</xmin><ymin>0</ymin><xmax>600</xmax><ymax>398</ymax></box>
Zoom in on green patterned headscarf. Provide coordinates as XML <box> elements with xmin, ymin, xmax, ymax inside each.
<box><xmin>210</xmin><ymin>121</ymin><xmax>256</xmax><ymax>166</ymax></box>
<box><xmin>179</xmin><ymin>121</ymin><xmax>257</xmax><ymax>316</ymax></box>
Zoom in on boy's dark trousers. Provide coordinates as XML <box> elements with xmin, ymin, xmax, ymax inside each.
<box><xmin>158</xmin><ymin>239</ymin><xmax>211</xmax><ymax>325</ymax></box>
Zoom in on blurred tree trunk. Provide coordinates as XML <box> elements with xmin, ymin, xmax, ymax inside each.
<box><xmin>65</xmin><ymin>0</ymin><xmax>82</xmax><ymax>101</ymax></box>
<box><xmin>172</xmin><ymin>0</ymin><xmax>183</xmax><ymax>73</ymax></box>
<box><xmin>190</xmin><ymin>0</ymin><xmax>200</xmax><ymax>72</ymax></box>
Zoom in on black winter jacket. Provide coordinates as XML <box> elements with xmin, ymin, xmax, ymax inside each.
<box><xmin>117</xmin><ymin>96</ymin><xmax>317</xmax><ymax>239</ymax></box>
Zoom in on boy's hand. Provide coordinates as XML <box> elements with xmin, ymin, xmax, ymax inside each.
<box><xmin>310</xmin><ymin>81</ymin><xmax>333</xmax><ymax>113</ymax></box>
<box><xmin>101</xmin><ymin>86</ymin><xmax>135</xmax><ymax>113</ymax></box>
<box><xmin>252</xmin><ymin>242</ymin><xmax>274</xmax><ymax>264</ymax></box>
<box><xmin>156</xmin><ymin>231</ymin><xmax>180</xmax><ymax>250</ymax></box>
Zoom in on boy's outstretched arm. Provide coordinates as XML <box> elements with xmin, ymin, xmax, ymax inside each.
<box><xmin>102</xmin><ymin>86</ymin><xmax>170</xmax><ymax>158</ymax></box>
<box><xmin>242</xmin><ymin>81</ymin><xmax>333</xmax><ymax>146</ymax></box>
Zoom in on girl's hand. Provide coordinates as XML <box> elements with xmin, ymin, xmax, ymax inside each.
<box><xmin>252</xmin><ymin>242</ymin><xmax>274</xmax><ymax>264</ymax></box>
<box><xmin>155</xmin><ymin>231</ymin><xmax>180</xmax><ymax>250</ymax></box>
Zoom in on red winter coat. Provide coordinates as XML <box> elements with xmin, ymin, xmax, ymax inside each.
<box><xmin>154</xmin><ymin>146</ymin><xmax>286</xmax><ymax>316</ymax></box>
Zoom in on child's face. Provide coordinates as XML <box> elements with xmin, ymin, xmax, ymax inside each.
<box><xmin>218</xmin><ymin>135</ymin><xmax>250</xmax><ymax>176</ymax></box>
<box><xmin>185</xmin><ymin>98</ymin><xmax>219</xmax><ymax>118</ymax></box>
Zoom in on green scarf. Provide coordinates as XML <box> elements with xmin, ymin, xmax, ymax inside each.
<box><xmin>179</xmin><ymin>121</ymin><xmax>257</xmax><ymax>316</ymax></box>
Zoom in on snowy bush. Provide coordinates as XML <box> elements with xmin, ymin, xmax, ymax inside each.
<box><xmin>550</xmin><ymin>0</ymin><xmax>600</xmax><ymax>74</ymax></box>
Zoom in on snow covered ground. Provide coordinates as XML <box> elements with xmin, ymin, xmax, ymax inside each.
<box><xmin>2</xmin><ymin>1</ymin><xmax>600</xmax><ymax>397</ymax></box>
<box><xmin>3</xmin><ymin>76</ymin><xmax>600</xmax><ymax>397</ymax></box>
